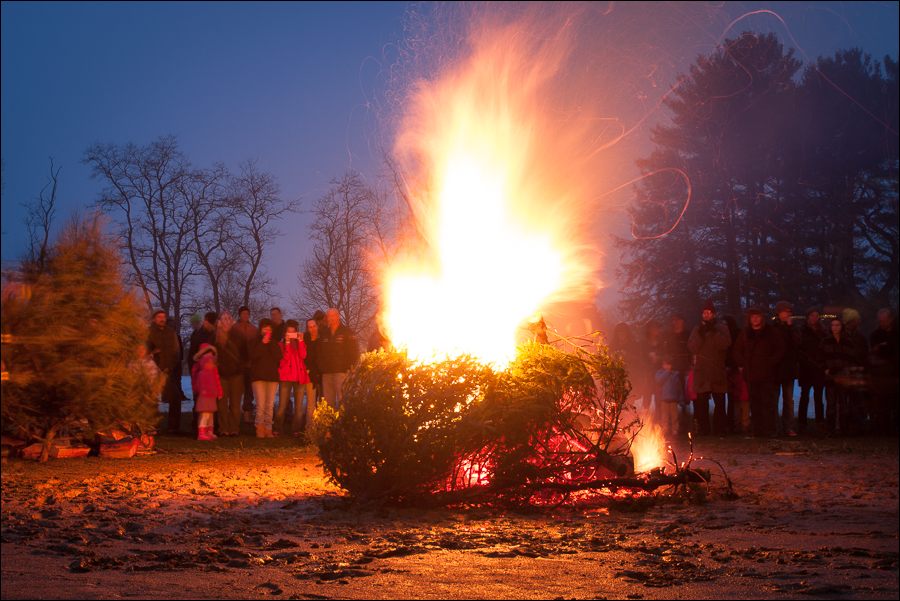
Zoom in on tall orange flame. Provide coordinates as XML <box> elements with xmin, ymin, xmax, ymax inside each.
<box><xmin>383</xmin><ymin>15</ymin><xmax>599</xmax><ymax>367</ymax></box>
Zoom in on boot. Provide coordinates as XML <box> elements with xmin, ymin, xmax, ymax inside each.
<box><xmin>207</xmin><ymin>426</ymin><xmax>218</xmax><ymax>440</ymax></box>
<box><xmin>197</xmin><ymin>426</ymin><xmax>213</xmax><ymax>441</ymax></box>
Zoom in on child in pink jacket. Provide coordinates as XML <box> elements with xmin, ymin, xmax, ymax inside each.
<box><xmin>191</xmin><ymin>343</ymin><xmax>223</xmax><ymax>441</ymax></box>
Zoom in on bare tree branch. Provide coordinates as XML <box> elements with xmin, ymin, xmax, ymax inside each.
<box><xmin>22</xmin><ymin>157</ymin><xmax>60</xmax><ymax>276</ymax></box>
<box><xmin>294</xmin><ymin>171</ymin><xmax>389</xmax><ymax>334</ymax></box>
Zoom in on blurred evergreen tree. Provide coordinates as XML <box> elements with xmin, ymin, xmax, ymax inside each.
<box><xmin>1</xmin><ymin>215</ymin><xmax>158</xmax><ymax>461</ymax></box>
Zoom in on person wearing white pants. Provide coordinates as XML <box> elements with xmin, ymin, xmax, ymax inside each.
<box><xmin>248</xmin><ymin>318</ymin><xmax>283</xmax><ymax>437</ymax></box>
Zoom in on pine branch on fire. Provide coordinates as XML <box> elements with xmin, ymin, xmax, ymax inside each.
<box><xmin>312</xmin><ymin>341</ymin><xmax>667</xmax><ymax>505</ymax></box>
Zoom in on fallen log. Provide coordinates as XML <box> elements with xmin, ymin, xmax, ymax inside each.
<box><xmin>525</xmin><ymin>468</ymin><xmax>711</xmax><ymax>494</ymax></box>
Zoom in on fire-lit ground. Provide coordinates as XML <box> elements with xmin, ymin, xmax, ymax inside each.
<box><xmin>2</xmin><ymin>435</ymin><xmax>897</xmax><ymax>600</ymax></box>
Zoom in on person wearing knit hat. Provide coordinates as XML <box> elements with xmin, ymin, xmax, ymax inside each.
<box><xmin>773</xmin><ymin>301</ymin><xmax>798</xmax><ymax>436</ymax></box>
<box><xmin>688</xmin><ymin>298</ymin><xmax>731</xmax><ymax>436</ymax></box>
<box><xmin>774</xmin><ymin>300</ymin><xmax>793</xmax><ymax>315</ymax></box>
<box><xmin>191</xmin><ymin>343</ymin><xmax>221</xmax><ymax>441</ymax></box>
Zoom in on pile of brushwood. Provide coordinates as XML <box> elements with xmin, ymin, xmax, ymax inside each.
<box><xmin>314</xmin><ymin>340</ymin><xmax>716</xmax><ymax>506</ymax></box>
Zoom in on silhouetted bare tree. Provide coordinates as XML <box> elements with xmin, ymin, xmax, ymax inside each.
<box><xmin>180</xmin><ymin>163</ymin><xmax>234</xmax><ymax>315</ymax></box>
<box><xmin>229</xmin><ymin>160</ymin><xmax>298</xmax><ymax>313</ymax></box>
<box><xmin>84</xmin><ymin>136</ymin><xmax>196</xmax><ymax>326</ymax></box>
<box><xmin>22</xmin><ymin>157</ymin><xmax>61</xmax><ymax>277</ymax></box>
<box><xmin>85</xmin><ymin>137</ymin><xmax>297</xmax><ymax>327</ymax></box>
<box><xmin>294</xmin><ymin>171</ymin><xmax>389</xmax><ymax>333</ymax></box>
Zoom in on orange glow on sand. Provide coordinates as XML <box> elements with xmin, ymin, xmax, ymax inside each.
<box><xmin>383</xmin><ymin>15</ymin><xmax>598</xmax><ymax>368</ymax></box>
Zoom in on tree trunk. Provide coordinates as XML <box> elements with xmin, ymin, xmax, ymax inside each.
<box><xmin>39</xmin><ymin>424</ymin><xmax>60</xmax><ymax>464</ymax></box>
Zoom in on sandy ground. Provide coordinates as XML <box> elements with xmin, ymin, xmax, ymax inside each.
<box><xmin>2</xmin><ymin>433</ymin><xmax>898</xmax><ymax>600</ymax></box>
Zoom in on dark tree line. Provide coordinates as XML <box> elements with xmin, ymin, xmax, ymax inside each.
<box><xmin>84</xmin><ymin>136</ymin><xmax>297</xmax><ymax>328</ymax></box>
<box><xmin>618</xmin><ymin>33</ymin><xmax>899</xmax><ymax>322</ymax></box>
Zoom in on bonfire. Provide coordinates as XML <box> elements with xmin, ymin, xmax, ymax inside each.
<box><xmin>313</xmin><ymin>335</ymin><xmax>729</xmax><ymax>506</ymax></box>
<box><xmin>315</xmin><ymin>12</ymin><xmax>730</xmax><ymax>506</ymax></box>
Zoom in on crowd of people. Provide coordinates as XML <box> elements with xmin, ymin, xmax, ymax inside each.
<box><xmin>146</xmin><ymin>306</ymin><xmax>359</xmax><ymax>440</ymax></box>
<box><xmin>143</xmin><ymin>298</ymin><xmax>898</xmax><ymax>442</ymax></box>
<box><xmin>611</xmin><ymin>300</ymin><xmax>899</xmax><ymax>439</ymax></box>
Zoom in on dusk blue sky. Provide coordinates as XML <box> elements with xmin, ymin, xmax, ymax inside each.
<box><xmin>2</xmin><ymin>2</ymin><xmax>898</xmax><ymax>316</ymax></box>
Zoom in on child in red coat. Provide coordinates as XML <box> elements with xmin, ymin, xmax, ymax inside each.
<box><xmin>191</xmin><ymin>343</ymin><xmax>222</xmax><ymax>441</ymax></box>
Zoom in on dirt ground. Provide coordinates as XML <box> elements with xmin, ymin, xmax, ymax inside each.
<box><xmin>2</xmin><ymin>432</ymin><xmax>898</xmax><ymax>600</ymax></box>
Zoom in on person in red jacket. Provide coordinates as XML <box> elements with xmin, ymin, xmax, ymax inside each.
<box><xmin>274</xmin><ymin>320</ymin><xmax>311</xmax><ymax>436</ymax></box>
<box><xmin>191</xmin><ymin>344</ymin><xmax>222</xmax><ymax>441</ymax></box>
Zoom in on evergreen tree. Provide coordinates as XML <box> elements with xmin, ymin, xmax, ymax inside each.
<box><xmin>795</xmin><ymin>49</ymin><xmax>899</xmax><ymax>311</ymax></box>
<box><xmin>619</xmin><ymin>33</ymin><xmax>898</xmax><ymax>320</ymax></box>
<box><xmin>1</xmin><ymin>215</ymin><xmax>158</xmax><ymax>461</ymax></box>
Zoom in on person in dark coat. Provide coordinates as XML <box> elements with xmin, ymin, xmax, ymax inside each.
<box><xmin>148</xmin><ymin>310</ymin><xmax>184</xmax><ymax>434</ymax></box>
<box><xmin>270</xmin><ymin>307</ymin><xmax>286</xmax><ymax>344</ymax></box>
<box><xmin>842</xmin><ymin>308</ymin><xmax>871</xmax><ymax>434</ymax></box>
<box><xmin>687</xmin><ymin>299</ymin><xmax>731</xmax><ymax>436</ymax></box>
<box><xmin>167</xmin><ymin>316</ymin><xmax>188</xmax><ymax>402</ymax></box>
<box><xmin>663</xmin><ymin>314</ymin><xmax>692</xmax><ymax>375</ymax></box>
<box><xmin>303</xmin><ymin>316</ymin><xmax>323</xmax><ymax>409</ymax></box>
<box><xmin>232</xmin><ymin>306</ymin><xmax>258</xmax><ymax>423</ymax></box>
<box><xmin>797</xmin><ymin>307</ymin><xmax>826</xmax><ymax>433</ymax></box>
<box><xmin>318</xmin><ymin>308</ymin><xmax>359</xmax><ymax>410</ymax></box>
<box><xmin>822</xmin><ymin>318</ymin><xmax>851</xmax><ymax>434</ymax></box>
<box><xmin>663</xmin><ymin>313</ymin><xmax>692</xmax><ymax>432</ymax></box>
<box><xmin>723</xmin><ymin>315</ymin><xmax>746</xmax><ymax>433</ymax></box>
<box><xmin>733</xmin><ymin>306</ymin><xmax>785</xmax><ymax>438</ymax></box>
<box><xmin>869</xmin><ymin>308</ymin><xmax>899</xmax><ymax>435</ymax></box>
<box><xmin>189</xmin><ymin>312</ymin><xmax>218</xmax><ymax>371</ymax></box>
<box><xmin>214</xmin><ymin>311</ymin><xmax>244</xmax><ymax>436</ymax></box>
<box><xmin>248</xmin><ymin>318</ymin><xmax>283</xmax><ymax>438</ymax></box>
<box><xmin>772</xmin><ymin>301</ymin><xmax>798</xmax><ymax>436</ymax></box>
<box><xmin>841</xmin><ymin>308</ymin><xmax>870</xmax><ymax>371</ymax></box>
